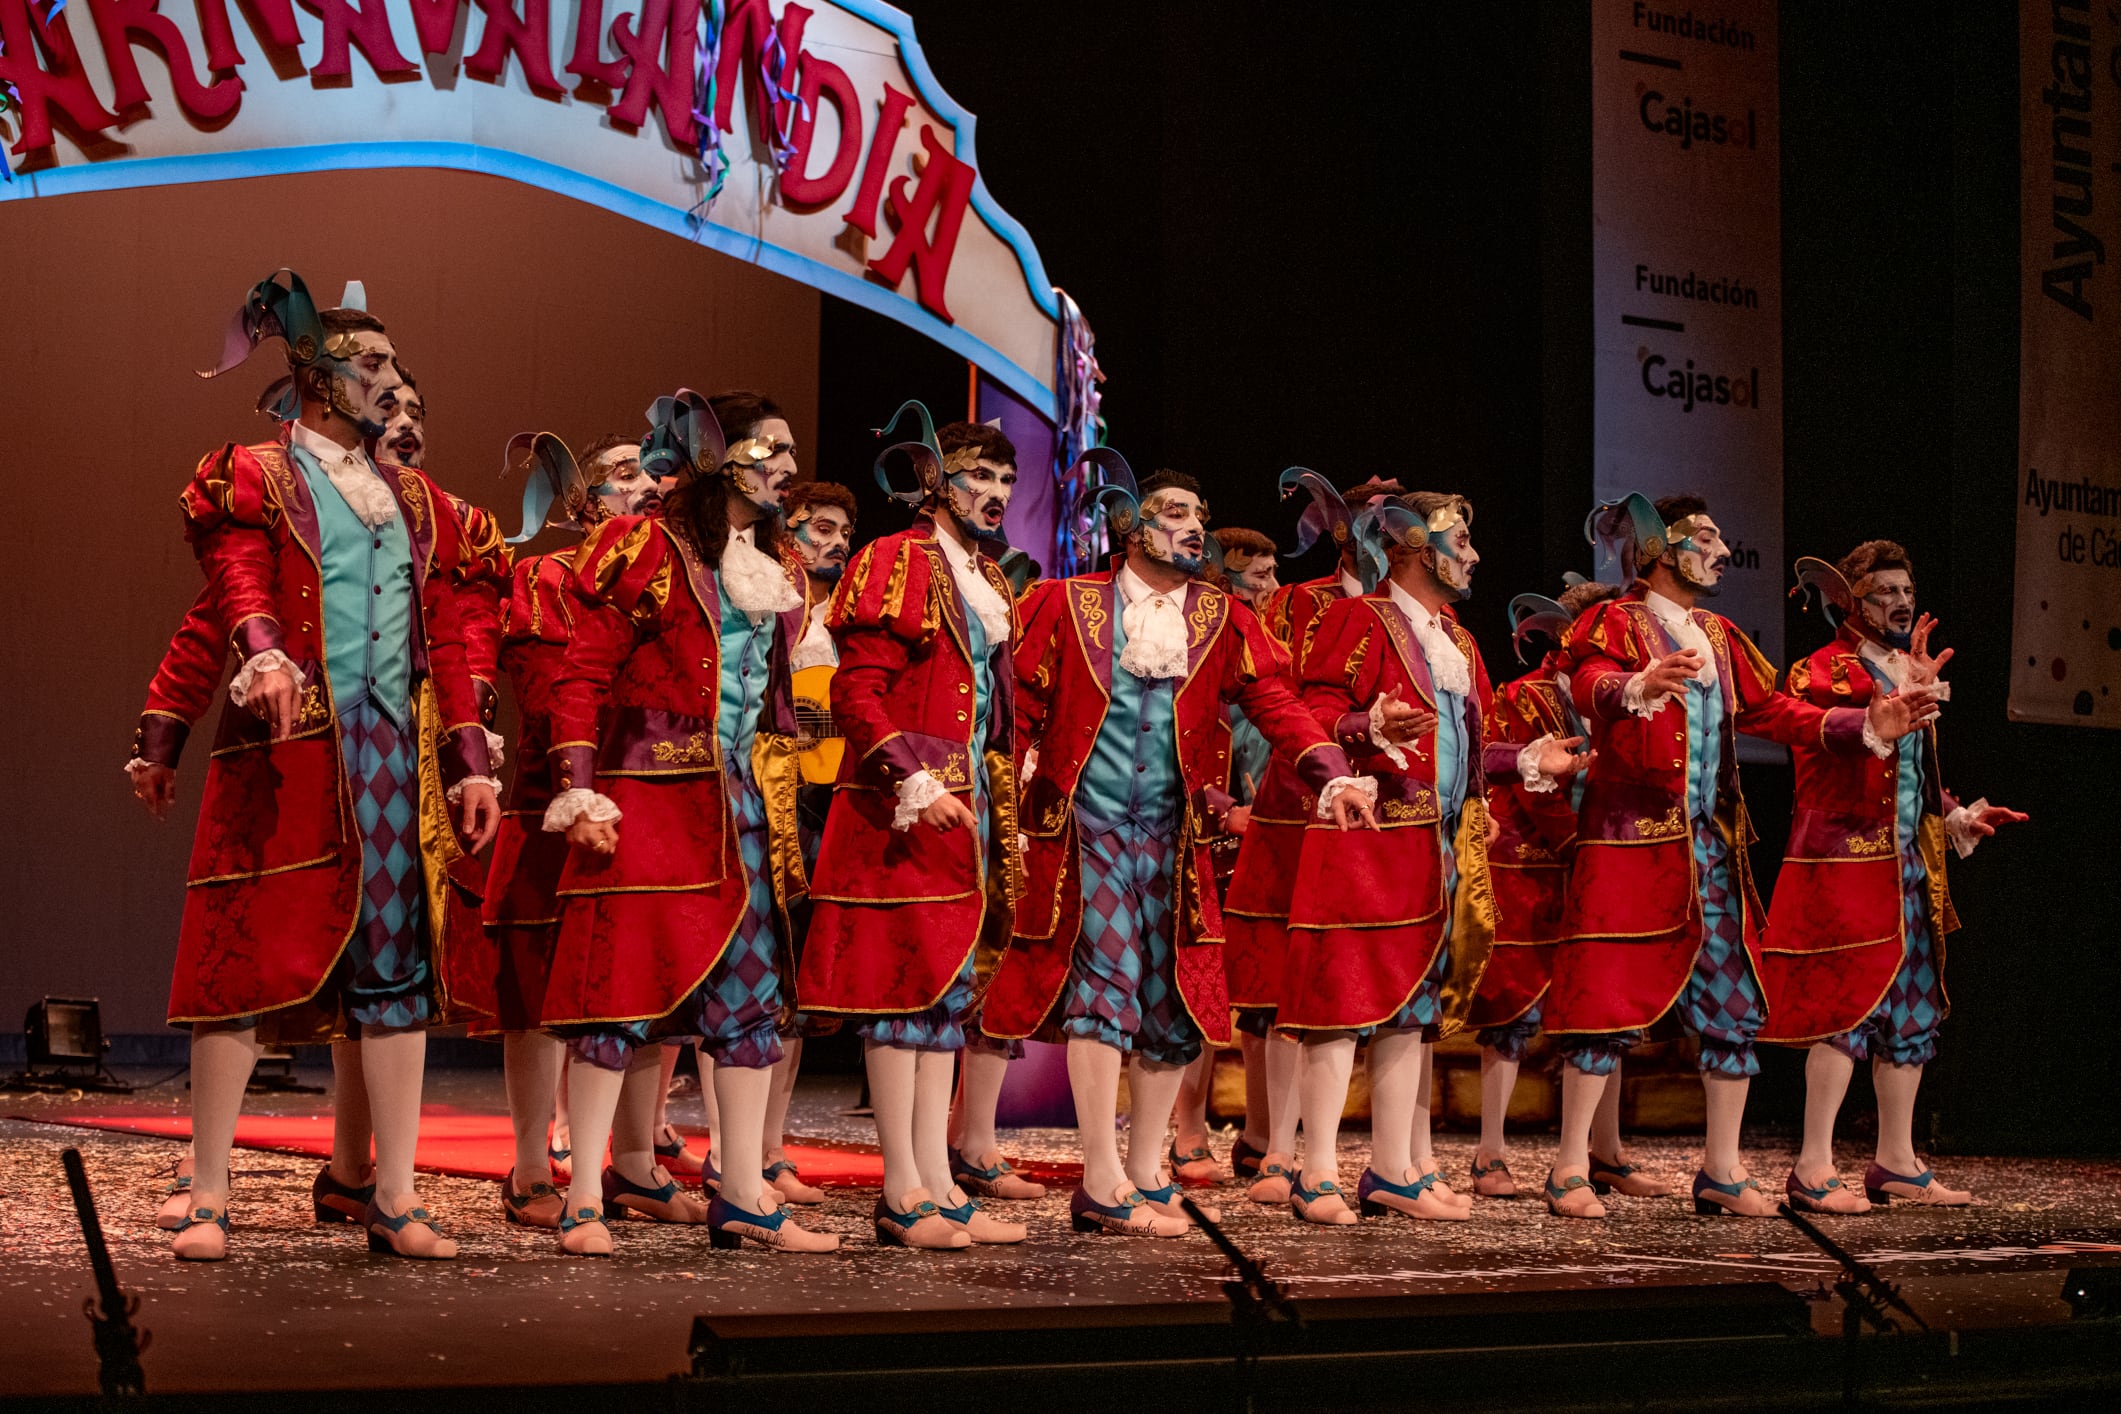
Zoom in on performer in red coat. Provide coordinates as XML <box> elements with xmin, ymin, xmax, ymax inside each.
<box><xmin>987</xmin><ymin>455</ymin><xmax>1380</xmax><ymax>1236</ymax></box>
<box><xmin>1541</xmin><ymin>494</ymin><xmax>1940</xmax><ymax>1220</ymax></box>
<box><xmin>1462</xmin><ymin>580</ymin><xmax>1627</xmax><ymax>1199</ymax></box>
<box><xmin>158</xmin><ymin>272</ymin><xmax>499</xmax><ymax>1261</ymax></box>
<box><xmin>1166</xmin><ymin>523</ymin><xmax>1283</xmax><ymax>1188</ymax></box>
<box><xmin>463</xmin><ymin>431</ymin><xmax>680</xmax><ymax>1231</ymax></box>
<box><xmin>130</xmin><ymin>300</ymin><xmax>512</xmax><ymax>1236</ymax></box>
<box><xmin>1279</xmin><ymin>494</ymin><xmax>1591</xmax><ymax>1224</ymax></box>
<box><xmin>542</xmin><ymin>389</ymin><xmax>836</xmax><ymax>1254</ymax></box>
<box><xmin>1767</xmin><ymin>543</ymin><xmax>2023</xmax><ymax>1211</ymax></box>
<box><xmin>799</xmin><ymin>410</ymin><xmax>1030</xmax><ymax>1247</ymax></box>
<box><xmin>1222</xmin><ymin>470</ymin><xmax>1399</xmax><ymax>1197</ymax></box>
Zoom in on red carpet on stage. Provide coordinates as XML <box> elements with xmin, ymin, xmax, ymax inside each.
<box><xmin>26</xmin><ymin>1104</ymin><xmax>1082</xmax><ymax>1188</ymax></box>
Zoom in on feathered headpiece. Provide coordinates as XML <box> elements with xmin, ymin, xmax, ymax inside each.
<box><xmin>1507</xmin><ymin>592</ymin><xmax>1572</xmax><ymax>664</ymax></box>
<box><xmin>639</xmin><ymin>388</ymin><xmax>726</xmax><ymax>484</ymax></box>
<box><xmin>1583</xmin><ymin>492</ymin><xmax>1667</xmax><ymax>585</ymax></box>
<box><xmin>1349</xmin><ymin>495</ymin><xmax>1474</xmax><ymax>593</ymax></box>
<box><xmin>1071</xmin><ymin>447</ymin><xmax>1142</xmax><ymax>543</ymax></box>
<box><xmin>1278</xmin><ymin>467</ymin><xmax>1353</xmax><ymax>558</ymax></box>
<box><xmin>1789</xmin><ymin>556</ymin><xmax>1854</xmax><ymax>628</ymax></box>
<box><xmin>503</xmin><ymin>432</ymin><xmax>600</xmax><ymax>544</ymax></box>
<box><xmin>200</xmin><ymin>268</ymin><xmax>328</xmax><ymax>380</ymax></box>
<box><xmin>873</xmin><ymin>399</ymin><xmax>944</xmax><ymax>506</ymax></box>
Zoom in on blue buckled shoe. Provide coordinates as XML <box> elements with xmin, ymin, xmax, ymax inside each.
<box><xmin>1359</xmin><ymin>1168</ymin><xmax>1469</xmax><ymax>1221</ymax></box>
<box><xmin>1692</xmin><ymin>1169</ymin><xmax>1776</xmax><ymax>1217</ymax></box>
<box><xmin>1290</xmin><ymin>1175</ymin><xmax>1356</xmax><ymax>1226</ymax></box>
<box><xmin>708</xmin><ymin>1193</ymin><xmax>839</xmax><ymax>1252</ymax></box>
<box><xmin>1069</xmin><ymin>1184</ymin><xmax>1188</xmax><ymax>1237</ymax></box>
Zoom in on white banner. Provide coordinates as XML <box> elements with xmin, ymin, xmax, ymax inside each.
<box><xmin>1590</xmin><ymin>0</ymin><xmax>1783</xmax><ymax>740</ymax></box>
<box><xmin>2010</xmin><ymin>0</ymin><xmax>2121</xmax><ymax>727</ymax></box>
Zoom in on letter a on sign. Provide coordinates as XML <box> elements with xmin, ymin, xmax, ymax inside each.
<box><xmin>868</xmin><ymin>124</ymin><xmax>976</xmax><ymax>323</ymax></box>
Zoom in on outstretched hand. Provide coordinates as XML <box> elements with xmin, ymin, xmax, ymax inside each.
<box><xmin>1866</xmin><ymin>681</ymin><xmax>1944</xmax><ymax>742</ymax></box>
<box><xmin>1536</xmin><ymin>735</ymin><xmax>1594</xmax><ymax>781</ymax></box>
<box><xmin>1905</xmin><ymin>614</ymin><xmax>1954</xmax><ymax>686</ymax></box>
<box><xmin>1961</xmin><ymin>802</ymin><xmax>2028</xmax><ymax>837</ymax></box>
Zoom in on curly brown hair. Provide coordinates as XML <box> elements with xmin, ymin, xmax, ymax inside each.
<box><xmin>1836</xmin><ymin>538</ymin><xmax>1912</xmax><ymax>587</ymax></box>
<box><xmin>1558</xmin><ymin>579</ymin><xmax>1623</xmax><ymax>618</ymax></box>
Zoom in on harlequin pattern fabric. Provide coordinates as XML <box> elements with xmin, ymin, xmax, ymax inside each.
<box><xmin>1059</xmin><ymin>823</ymin><xmax>1200</xmax><ymax>1065</ymax></box>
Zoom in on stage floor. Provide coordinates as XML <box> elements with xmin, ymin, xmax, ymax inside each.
<box><xmin>4</xmin><ymin>1068</ymin><xmax>2118</xmax><ymax>1400</ymax></box>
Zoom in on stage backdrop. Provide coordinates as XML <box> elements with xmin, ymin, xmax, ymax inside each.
<box><xmin>2009</xmin><ymin>0</ymin><xmax>2121</xmax><ymax>727</ymax></box>
<box><xmin>1590</xmin><ymin>0</ymin><xmax>1783</xmax><ymax>749</ymax></box>
<box><xmin>0</xmin><ymin>170</ymin><xmax>819</xmax><ymax>1036</ymax></box>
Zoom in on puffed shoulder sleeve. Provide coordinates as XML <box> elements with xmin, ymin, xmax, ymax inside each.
<box><xmin>828</xmin><ymin>535</ymin><xmax>940</xmax><ymax>645</ymax></box>
<box><xmin>570</xmin><ymin>514</ymin><xmax>676</xmax><ymax>625</ymax></box>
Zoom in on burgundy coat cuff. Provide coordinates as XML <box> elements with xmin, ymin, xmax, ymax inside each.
<box><xmin>1589</xmin><ymin>672</ymin><xmax>1630</xmax><ymax>722</ymax></box>
<box><xmin>1483</xmin><ymin>739</ymin><xmax>1528</xmax><ymax>784</ymax></box>
<box><xmin>551</xmin><ymin>743</ymin><xmax>598</xmax><ymax>796</ymax></box>
<box><xmin>861</xmin><ymin>733</ymin><xmax>932</xmax><ymax>790</ymax></box>
<box><xmin>1334</xmin><ymin>711</ymin><xmax>1371</xmax><ymax>751</ymax></box>
<box><xmin>134</xmin><ymin>714</ymin><xmax>189</xmax><ymax>768</ymax></box>
<box><xmin>474</xmin><ymin>678</ymin><xmax>499</xmax><ymax>726</ymax></box>
<box><xmin>1292</xmin><ymin>743</ymin><xmax>1354</xmax><ymax>793</ymax></box>
<box><xmin>437</xmin><ymin>724</ymin><xmax>492</xmax><ymax>786</ymax></box>
<box><xmin>1821</xmin><ymin>705</ymin><xmax>1869</xmax><ymax>756</ymax></box>
<box><xmin>229</xmin><ymin>614</ymin><xmax>285</xmax><ymax>661</ymax></box>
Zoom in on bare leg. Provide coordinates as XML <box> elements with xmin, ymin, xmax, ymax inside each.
<box><xmin>1122</xmin><ymin>1055</ymin><xmax>1187</xmax><ymax>1194</ymax></box>
<box><xmin>866</xmin><ymin>1042</ymin><xmax>923</xmax><ymax>1209</ymax></box>
<box><xmin>1067</xmin><ymin>1038</ymin><xmax>1127</xmax><ymax>1201</ymax></box>
<box><xmin>1365</xmin><ymin>1030</ymin><xmax>1419</xmax><ymax>1182</ymax></box>
<box><xmin>502</xmin><ymin>1030</ymin><xmax>562</xmax><ymax>1186</ymax></box>
<box><xmin>1475</xmin><ymin>1044</ymin><xmax>1518</xmax><ymax>1167</ymax></box>
<box><xmin>1871</xmin><ymin>1058</ymin><xmax>1924</xmax><ymax>1175</ymax></box>
<box><xmin>611</xmin><ymin>1044</ymin><xmax>665</xmax><ymax>1187</ymax></box>
<box><xmin>1590</xmin><ymin>1057</ymin><xmax>1627</xmax><ymax>1159</ymax></box>
<box><xmin>1554</xmin><ymin>1067</ymin><xmax>1606</xmax><ymax>1179</ymax></box>
<box><xmin>361</xmin><ymin>1028</ymin><xmax>457</xmax><ymax>1257</ymax></box>
<box><xmin>329</xmin><ymin>1038</ymin><xmax>374</xmax><ymax>1185</ymax></box>
<box><xmin>951</xmin><ymin>1046</ymin><xmax>1010</xmax><ymax>1159</ymax></box>
<box><xmin>1238</xmin><ymin>1030</ymin><xmax>1270</xmax><ymax>1150</ymax></box>
<box><xmin>764</xmin><ymin>1037</ymin><xmax>803</xmax><ymax>1163</ymax></box>
<box><xmin>1798</xmin><ymin>1044</ymin><xmax>1857</xmax><ymax>1185</ymax></box>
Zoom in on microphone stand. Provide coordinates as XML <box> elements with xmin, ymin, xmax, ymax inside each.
<box><xmin>62</xmin><ymin>1148</ymin><xmax>149</xmax><ymax>1397</ymax></box>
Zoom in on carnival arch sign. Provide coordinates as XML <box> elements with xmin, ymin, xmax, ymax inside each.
<box><xmin>0</xmin><ymin>0</ymin><xmax>1062</xmax><ymax>417</ymax></box>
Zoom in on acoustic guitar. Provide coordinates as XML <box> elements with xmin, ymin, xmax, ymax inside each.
<box><xmin>791</xmin><ymin>662</ymin><xmax>844</xmax><ymax>785</ymax></box>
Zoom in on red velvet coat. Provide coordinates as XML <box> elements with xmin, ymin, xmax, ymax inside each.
<box><xmin>1760</xmin><ymin>623</ymin><xmax>1960</xmax><ymax>1044</ymax></box>
<box><xmin>1222</xmin><ymin>572</ymin><xmax>1354</xmax><ymax>1009</ymax></box>
<box><xmin>984</xmin><ymin>570</ymin><xmax>1353</xmax><ymax>1047</ymax></box>
<box><xmin>541</xmin><ymin>517</ymin><xmax>800</xmax><ymax>1026</ymax></box>
<box><xmin>1279</xmin><ymin>594</ymin><xmax>1518</xmax><ymax>1032</ymax></box>
<box><xmin>167</xmin><ymin>442</ymin><xmax>490</xmax><ymax>1024</ymax></box>
<box><xmin>458</xmin><ymin>550</ymin><xmax>575</xmax><ymax>1032</ymax></box>
<box><xmin>1545</xmin><ymin>585</ymin><xmax>1869</xmax><ymax>1036</ymax></box>
<box><xmin>1469</xmin><ymin>657</ymin><xmax>1583</xmax><ymax>1030</ymax></box>
<box><xmin>799</xmin><ymin>519</ymin><xmax>1022</xmax><ymax>1015</ymax></box>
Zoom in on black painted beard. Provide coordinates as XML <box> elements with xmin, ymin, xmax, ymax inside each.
<box><xmin>811</xmin><ymin>561</ymin><xmax>846</xmax><ymax>581</ymax></box>
<box><xmin>957</xmin><ymin>506</ymin><xmax>1009</xmax><ymax>543</ymax></box>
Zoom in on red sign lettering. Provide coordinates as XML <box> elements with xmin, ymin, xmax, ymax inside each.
<box><xmin>85</xmin><ymin>0</ymin><xmax>241</xmax><ymax>118</ymax></box>
<box><xmin>464</xmin><ymin>0</ymin><xmax>562</xmax><ymax>96</ymax></box>
<box><xmin>0</xmin><ymin>0</ymin><xmax>120</xmax><ymax>155</ymax></box>
<box><xmin>301</xmin><ymin>0</ymin><xmax>417</xmax><ymax>81</ymax></box>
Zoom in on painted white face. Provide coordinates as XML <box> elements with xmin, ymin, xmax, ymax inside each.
<box><xmin>317</xmin><ymin>330</ymin><xmax>402</xmax><ymax>439</ymax></box>
<box><xmin>1859</xmin><ymin>567</ymin><xmax>1916</xmax><ymax>642</ymax></box>
<box><xmin>792</xmin><ymin>503</ymin><xmax>854</xmax><ymax>579</ymax></box>
<box><xmin>1136</xmin><ymin>487</ymin><xmax>1209</xmax><ymax>574</ymax></box>
<box><xmin>946</xmin><ymin>456</ymin><xmax>1019</xmax><ymax>542</ymax></box>
<box><xmin>380</xmin><ymin>382</ymin><xmax>425</xmax><ymax>468</ymax></box>
<box><xmin>1671</xmin><ymin>515</ymin><xmax>1732</xmax><ymax>595</ymax></box>
<box><xmin>1427</xmin><ymin>521</ymin><xmax>1480</xmax><ymax>600</ymax></box>
<box><xmin>1231</xmin><ymin>555</ymin><xmax>1280</xmax><ymax>604</ymax></box>
<box><xmin>725</xmin><ymin>416</ymin><xmax>798</xmax><ymax>518</ymax></box>
<box><xmin>591</xmin><ymin>445</ymin><xmax>669</xmax><ymax>517</ymax></box>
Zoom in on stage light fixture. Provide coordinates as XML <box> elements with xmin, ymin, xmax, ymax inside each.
<box><xmin>8</xmin><ymin>996</ymin><xmax>131</xmax><ymax>1094</ymax></box>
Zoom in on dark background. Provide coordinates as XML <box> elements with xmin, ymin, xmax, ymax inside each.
<box><xmin>816</xmin><ymin>2</ymin><xmax>2116</xmax><ymax>1154</ymax></box>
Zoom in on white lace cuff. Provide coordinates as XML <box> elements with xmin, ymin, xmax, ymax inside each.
<box><xmin>229</xmin><ymin>649</ymin><xmax>304</xmax><ymax>708</ymax></box>
<box><xmin>543</xmin><ymin>788</ymin><xmax>620</xmax><ymax>832</ymax></box>
<box><xmin>1621</xmin><ymin>671</ymin><xmax>1669</xmax><ymax>720</ymax></box>
<box><xmin>893</xmin><ymin>770</ymin><xmax>948</xmax><ymax>831</ymax></box>
<box><xmin>447</xmin><ymin>774</ymin><xmax>503</xmax><ymax>806</ymax></box>
<box><xmin>1316</xmin><ymin>775</ymin><xmax>1378</xmax><ymax>820</ymax></box>
<box><xmin>1945</xmin><ymin>800</ymin><xmax>1987</xmax><ymax>859</ymax></box>
<box><xmin>1516</xmin><ymin>735</ymin><xmax>1562</xmax><ymax>793</ymax></box>
<box><xmin>1861</xmin><ymin>718</ymin><xmax>1894</xmax><ymax>760</ymax></box>
<box><xmin>1021</xmin><ymin>746</ymin><xmax>1039</xmax><ymax>785</ymax></box>
<box><xmin>1367</xmin><ymin>697</ymin><xmax>1410</xmax><ymax>770</ymax></box>
<box><xmin>123</xmin><ymin>758</ymin><xmax>155</xmax><ymax>783</ymax></box>
<box><xmin>482</xmin><ymin>727</ymin><xmax>507</xmax><ymax>770</ymax></box>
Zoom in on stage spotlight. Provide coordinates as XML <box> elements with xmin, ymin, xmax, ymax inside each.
<box><xmin>2061</xmin><ymin>1266</ymin><xmax>2121</xmax><ymax>1320</ymax></box>
<box><xmin>8</xmin><ymin>996</ymin><xmax>131</xmax><ymax>1094</ymax></box>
